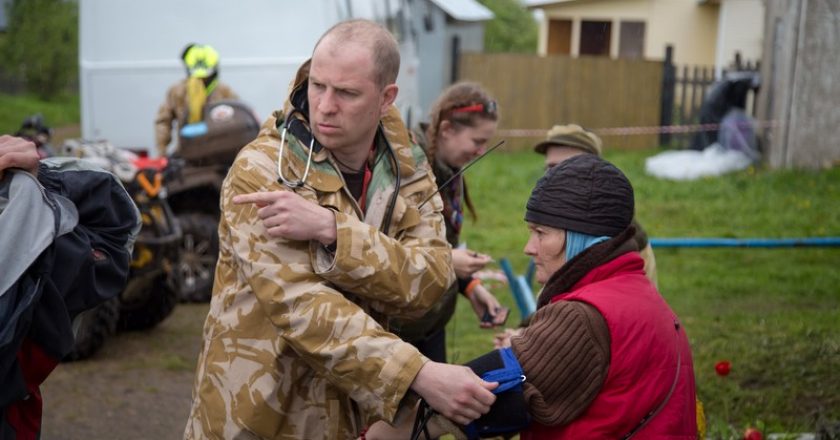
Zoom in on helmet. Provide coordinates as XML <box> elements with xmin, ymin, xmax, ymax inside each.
<box><xmin>181</xmin><ymin>44</ymin><xmax>220</xmax><ymax>79</ymax></box>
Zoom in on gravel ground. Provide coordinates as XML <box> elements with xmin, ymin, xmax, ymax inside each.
<box><xmin>41</xmin><ymin>303</ymin><xmax>209</xmax><ymax>440</ymax></box>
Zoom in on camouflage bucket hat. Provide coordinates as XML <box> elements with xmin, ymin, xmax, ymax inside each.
<box><xmin>533</xmin><ymin>124</ymin><xmax>603</xmax><ymax>156</ymax></box>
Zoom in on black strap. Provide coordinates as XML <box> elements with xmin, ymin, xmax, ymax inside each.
<box><xmin>410</xmin><ymin>399</ymin><xmax>435</xmax><ymax>440</ymax></box>
<box><xmin>622</xmin><ymin>319</ymin><xmax>683</xmax><ymax>440</ymax></box>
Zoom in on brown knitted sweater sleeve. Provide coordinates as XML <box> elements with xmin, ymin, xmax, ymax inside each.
<box><xmin>510</xmin><ymin>300</ymin><xmax>611</xmax><ymax>426</ymax></box>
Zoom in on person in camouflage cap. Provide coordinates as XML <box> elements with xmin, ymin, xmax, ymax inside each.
<box><xmin>184</xmin><ymin>19</ymin><xmax>497</xmax><ymax>440</ymax></box>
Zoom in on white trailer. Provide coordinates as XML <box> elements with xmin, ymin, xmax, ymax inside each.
<box><xmin>79</xmin><ymin>0</ymin><xmax>421</xmax><ymax>154</ymax></box>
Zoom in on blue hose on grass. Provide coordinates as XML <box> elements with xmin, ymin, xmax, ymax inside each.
<box><xmin>500</xmin><ymin>237</ymin><xmax>839</xmax><ymax>320</ymax></box>
<box><xmin>649</xmin><ymin>237</ymin><xmax>840</xmax><ymax>248</ymax></box>
<box><xmin>499</xmin><ymin>258</ymin><xmax>537</xmax><ymax>320</ymax></box>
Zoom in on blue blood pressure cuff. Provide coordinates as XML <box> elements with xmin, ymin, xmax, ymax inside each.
<box><xmin>463</xmin><ymin>347</ymin><xmax>530</xmax><ymax>439</ymax></box>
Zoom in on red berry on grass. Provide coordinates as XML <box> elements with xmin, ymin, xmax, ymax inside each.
<box><xmin>715</xmin><ymin>360</ymin><xmax>731</xmax><ymax>376</ymax></box>
<box><xmin>744</xmin><ymin>427</ymin><xmax>762</xmax><ymax>440</ymax></box>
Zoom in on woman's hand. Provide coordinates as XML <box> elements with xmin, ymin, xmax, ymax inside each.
<box><xmin>494</xmin><ymin>328</ymin><xmax>522</xmax><ymax>349</ymax></box>
<box><xmin>467</xmin><ymin>284</ymin><xmax>507</xmax><ymax>328</ymax></box>
<box><xmin>452</xmin><ymin>248</ymin><xmax>492</xmax><ymax>279</ymax></box>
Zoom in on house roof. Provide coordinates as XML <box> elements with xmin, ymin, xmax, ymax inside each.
<box><xmin>524</xmin><ymin>0</ymin><xmax>722</xmax><ymax>7</ymax></box>
<box><xmin>429</xmin><ymin>0</ymin><xmax>494</xmax><ymax>22</ymax></box>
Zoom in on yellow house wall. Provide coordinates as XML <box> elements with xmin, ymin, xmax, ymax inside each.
<box><xmin>536</xmin><ymin>0</ymin><xmax>652</xmax><ymax>57</ymax></box>
<box><xmin>649</xmin><ymin>0</ymin><xmax>719</xmax><ymax>66</ymax></box>
<box><xmin>716</xmin><ymin>0</ymin><xmax>765</xmax><ymax>69</ymax></box>
<box><xmin>536</xmin><ymin>0</ymin><xmax>720</xmax><ymax>66</ymax></box>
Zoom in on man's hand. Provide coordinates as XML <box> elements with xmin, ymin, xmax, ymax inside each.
<box><xmin>0</xmin><ymin>135</ymin><xmax>39</xmax><ymax>179</ymax></box>
<box><xmin>233</xmin><ymin>190</ymin><xmax>337</xmax><ymax>245</ymax></box>
<box><xmin>452</xmin><ymin>248</ymin><xmax>492</xmax><ymax>279</ymax></box>
<box><xmin>410</xmin><ymin>361</ymin><xmax>497</xmax><ymax>426</ymax></box>
<box><xmin>468</xmin><ymin>284</ymin><xmax>507</xmax><ymax>328</ymax></box>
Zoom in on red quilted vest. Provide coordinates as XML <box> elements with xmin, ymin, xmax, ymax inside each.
<box><xmin>521</xmin><ymin>252</ymin><xmax>697</xmax><ymax>440</ymax></box>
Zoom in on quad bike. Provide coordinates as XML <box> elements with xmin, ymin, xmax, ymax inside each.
<box><xmin>116</xmin><ymin>154</ymin><xmax>181</xmax><ymax>331</ymax></box>
<box><xmin>60</xmin><ymin>140</ymin><xmax>182</xmax><ymax>360</ymax></box>
<box><xmin>15</xmin><ymin>113</ymin><xmax>56</xmax><ymax>158</ymax></box>
<box><xmin>166</xmin><ymin>99</ymin><xmax>260</xmax><ymax>302</ymax></box>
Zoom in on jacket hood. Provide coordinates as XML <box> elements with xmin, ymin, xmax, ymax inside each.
<box><xmin>260</xmin><ymin>60</ymin><xmax>423</xmax><ymax>193</ymax></box>
<box><xmin>0</xmin><ymin>170</ymin><xmax>78</xmax><ymax>296</ymax></box>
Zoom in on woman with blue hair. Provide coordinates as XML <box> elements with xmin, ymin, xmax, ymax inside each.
<box><xmin>365</xmin><ymin>154</ymin><xmax>697</xmax><ymax>439</ymax></box>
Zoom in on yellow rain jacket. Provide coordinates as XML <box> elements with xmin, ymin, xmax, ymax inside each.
<box><xmin>154</xmin><ymin>79</ymin><xmax>238</xmax><ymax>155</ymax></box>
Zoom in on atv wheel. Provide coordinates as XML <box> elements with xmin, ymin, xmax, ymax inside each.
<box><xmin>174</xmin><ymin>213</ymin><xmax>219</xmax><ymax>302</ymax></box>
<box><xmin>117</xmin><ymin>270</ymin><xmax>178</xmax><ymax>331</ymax></box>
<box><xmin>64</xmin><ymin>297</ymin><xmax>120</xmax><ymax>362</ymax></box>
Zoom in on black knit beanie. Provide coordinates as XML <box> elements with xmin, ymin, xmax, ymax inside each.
<box><xmin>525</xmin><ymin>154</ymin><xmax>634</xmax><ymax>236</ymax></box>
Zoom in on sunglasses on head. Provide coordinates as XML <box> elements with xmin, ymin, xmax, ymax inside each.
<box><xmin>449</xmin><ymin>100</ymin><xmax>498</xmax><ymax>116</ymax></box>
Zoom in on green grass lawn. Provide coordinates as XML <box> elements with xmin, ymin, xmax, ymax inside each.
<box><xmin>447</xmin><ymin>148</ymin><xmax>840</xmax><ymax>437</ymax></box>
<box><xmin>0</xmin><ymin>92</ymin><xmax>80</xmax><ymax>135</ymax></box>
<box><xmin>2</xmin><ymin>93</ymin><xmax>837</xmax><ymax>436</ymax></box>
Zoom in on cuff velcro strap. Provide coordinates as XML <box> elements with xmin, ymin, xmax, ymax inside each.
<box><xmin>481</xmin><ymin>347</ymin><xmax>525</xmax><ymax>394</ymax></box>
<box><xmin>463</xmin><ymin>347</ymin><xmax>530</xmax><ymax>439</ymax></box>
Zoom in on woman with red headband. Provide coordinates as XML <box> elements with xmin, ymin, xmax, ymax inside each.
<box><xmin>389</xmin><ymin>82</ymin><xmax>507</xmax><ymax>363</ymax></box>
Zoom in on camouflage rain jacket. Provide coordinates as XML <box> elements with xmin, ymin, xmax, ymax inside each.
<box><xmin>185</xmin><ymin>67</ymin><xmax>454</xmax><ymax>440</ymax></box>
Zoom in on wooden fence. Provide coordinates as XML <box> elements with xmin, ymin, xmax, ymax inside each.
<box><xmin>0</xmin><ymin>66</ymin><xmax>27</xmax><ymax>95</ymax></box>
<box><xmin>660</xmin><ymin>46</ymin><xmax>761</xmax><ymax>149</ymax></box>
<box><xmin>458</xmin><ymin>52</ymin><xmax>663</xmax><ymax>150</ymax></box>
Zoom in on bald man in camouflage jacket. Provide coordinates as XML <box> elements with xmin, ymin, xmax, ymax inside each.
<box><xmin>184</xmin><ymin>20</ymin><xmax>497</xmax><ymax>440</ymax></box>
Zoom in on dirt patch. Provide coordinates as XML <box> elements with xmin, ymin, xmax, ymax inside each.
<box><xmin>41</xmin><ymin>303</ymin><xmax>209</xmax><ymax>440</ymax></box>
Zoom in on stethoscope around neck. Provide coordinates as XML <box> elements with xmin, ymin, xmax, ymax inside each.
<box><xmin>277</xmin><ymin>117</ymin><xmax>314</xmax><ymax>189</ymax></box>
<box><xmin>275</xmin><ymin>115</ymin><xmax>402</xmax><ymax>235</ymax></box>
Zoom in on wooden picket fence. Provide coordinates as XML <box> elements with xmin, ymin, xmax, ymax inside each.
<box><xmin>458</xmin><ymin>52</ymin><xmax>663</xmax><ymax>150</ymax></box>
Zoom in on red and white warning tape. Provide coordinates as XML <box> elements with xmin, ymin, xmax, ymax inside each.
<box><xmin>497</xmin><ymin>120</ymin><xmax>781</xmax><ymax>138</ymax></box>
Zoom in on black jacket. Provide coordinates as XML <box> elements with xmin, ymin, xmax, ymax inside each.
<box><xmin>0</xmin><ymin>159</ymin><xmax>139</xmax><ymax>439</ymax></box>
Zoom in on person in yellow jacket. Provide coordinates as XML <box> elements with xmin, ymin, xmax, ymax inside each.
<box><xmin>154</xmin><ymin>43</ymin><xmax>238</xmax><ymax>156</ymax></box>
<box><xmin>184</xmin><ymin>19</ymin><xmax>497</xmax><ymax>440</ymax></box>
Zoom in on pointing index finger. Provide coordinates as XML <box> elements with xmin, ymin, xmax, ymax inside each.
<box><xmin>233</xmin><ymin>192</ymin><xmax>273</xmax><ymax>205</ymax></box>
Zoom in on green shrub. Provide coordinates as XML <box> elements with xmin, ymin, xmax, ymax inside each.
<box><xmin>478</xmin><ymin>0</ymin><xmax>538</xmax><ymax>53</ymax></box>
<box><xmin>1</xmin><ymin>0</ymin><xmax>78</xmax><ymax>100</ymax></box>
<box><xmin>0</xmin><ymin>92</ymin><xmax>79</xmax><ymax>134</ymax></box>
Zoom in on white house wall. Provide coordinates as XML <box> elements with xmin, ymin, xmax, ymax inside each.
<box><xmin>80</xmin><ymin>0</ymin><xmax>341</xmax><ymax>150</ymax></box>
<box><xmin>414</xmin><ymin>4</ymin><xmax>449</xmax><ymax>119</ymax></box>
<box><xmin>412</xmin><ymin>1</ymin><xmax>488</xmax><ymax>120</ymax></box>
<box><xmin>80</xmin><ymin>0</ymin><xmax>421</xmax><ymax>152</ymax></box>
